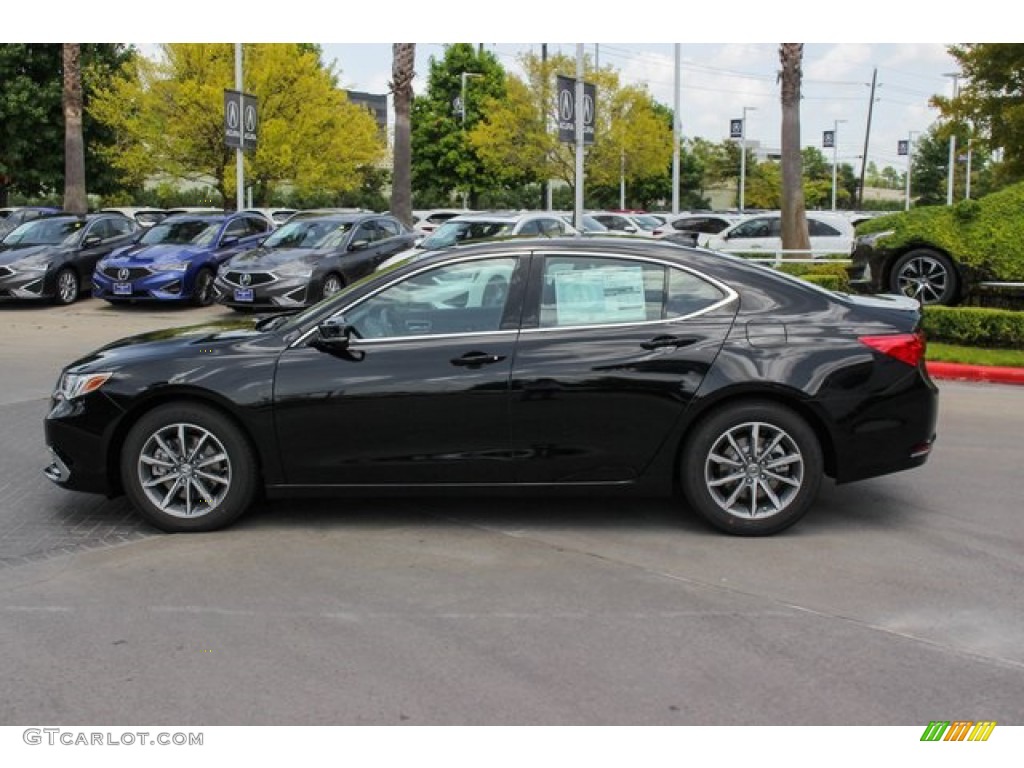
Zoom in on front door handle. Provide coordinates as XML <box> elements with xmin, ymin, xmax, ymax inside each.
<box><xmin>641</xmin><ymin>335</ymin><xmax>697</xmax><ymax>350</ymax></box>
<box><xmin>451</xmin><ymin>351</ymin><xmax>507</xmax><ymax>367</ymax></box>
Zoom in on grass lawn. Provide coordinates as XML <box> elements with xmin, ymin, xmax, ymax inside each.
<box><xmin>926</xmin><ymin>342</ymin><xmax>1024</xmax><ymax>368</ymax></box>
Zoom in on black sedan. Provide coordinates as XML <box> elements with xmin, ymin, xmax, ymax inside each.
<box><xmin>44</xmin><ymin>238</ymin><xmax>938</xmax><ymax>535</ymax></box>
<box><xmin>214</xmin><ymin>212</ymin><xmax>416</xmax><ymax>310</ymax></box>
<box><xmin>0</xmin><ymin>213</ymin><xmax>139</xmax><ymax>304</ymax></box>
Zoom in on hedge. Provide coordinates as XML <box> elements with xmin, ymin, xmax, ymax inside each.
<box><xmin>855</xmin><ymin>181</ymin><xmax>1024</xmax><ymax>282</ymax></box>
<box><xmin>921</xmin><ymin>306</ymin><xmax>1024</xmax><ymax>349</ymax></box>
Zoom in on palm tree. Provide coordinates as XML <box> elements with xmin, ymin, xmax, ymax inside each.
<box><xmin>63</xmin><ymin>43</ymin><xmax>87</xmax><ymax>214</ymax></box>
<box><xmin>390</xmin><ymin>44</ymin><xmax>415</xmax><ymax>228</ymax></box>
<box><xmin>778</xmin><ymin>43</ymin><xmax>809</xmax><ymax>255</ymax></box>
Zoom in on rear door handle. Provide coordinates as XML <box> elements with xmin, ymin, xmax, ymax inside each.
<box><xmin>451</xmin><ymin>351</ymin><xmax>507</xmax><ymax>367</ymax></box>
<box><xmin>641</xmin><ymin>335</ymin><xmax>697</xmax><ymax>350</ymax></box>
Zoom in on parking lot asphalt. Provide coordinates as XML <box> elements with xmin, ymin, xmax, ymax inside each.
<box><xmin>1</xmin><ymin>298</ymin><xmax>1023</xmax><ymax>725</ymax></box>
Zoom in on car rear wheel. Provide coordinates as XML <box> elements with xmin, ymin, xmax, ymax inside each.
<box><xmin>681</xmin><ymin>401</ymin><xmax>822</xmax><ymax>536</ymax></box>
<box><xmin>53</xmin><ymin>267</ymin><xmax>80</xmax><ymax>305</ymax></box>
<box><xmin>121</xmin><ymin>403</ymin><xmax>258</xmax><ymax>532</ymax></box>
<box><xmin>321</xmin><ymin>273</ymin><xmax>344</xmax><ymax>300</ymax></box>
<box><xmin>889</xmin><ymin>249</ymin><xmax>959</xmax><ymax>306</ymax></box>
<box><xmin>191</xmin><ymin>268</ymin><xmax>215</xmax><ymax>307</ymax></box>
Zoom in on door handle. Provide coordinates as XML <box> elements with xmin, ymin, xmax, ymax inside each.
<box><xmin>451</xmin><ymin>351</ymin><xmax>506</xmax><ymax>367</ymax></box>
<box><xmin>641</xmin><ymin>335</ymin><xmax>697</xmax><ymax>350</ymax></box>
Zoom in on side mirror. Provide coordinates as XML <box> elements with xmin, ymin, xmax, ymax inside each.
<box><xmin>311</xmin><ymin>317</ymin><xmax>364</xmax><ymax>359</ymax></box>
<box><xmin>348</xmin><ymin>238</ymin><xmax>370</xmax><ymax>251</ymax></box>
<box><xmin>220</xmin><ymin>235</ymin><xmax>240</xmax><ymax>248</ymax></box>
<box><xmin>624</xmin><ymin>226</ymin><xmax>637</xmax><ymax>233</ymax></box>
<box><xmin>83</xmin><ymin>234</ymin><xmax>102</xmax><ymax>247</ymax></box>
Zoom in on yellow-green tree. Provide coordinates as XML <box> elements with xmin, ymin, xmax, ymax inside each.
<box><xmin>469</xmin><ymin>52</ymin><xmax>672</xmax><ymax>196</ymax></box>
<box><xmin>90</xmin><ymin>44</ymin><xmax>384</xmax><ymax>206</ymax></box>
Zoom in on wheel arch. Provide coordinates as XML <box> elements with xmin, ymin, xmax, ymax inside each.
<box><xmin>671</xmin><ymin>387</ymin><xmax>839</xmax><ymax>491</ymax></box>
<box><xmin>105</xmin><ymin>389</ymin><xmax>266</xmax><ymax>496</ymax></box>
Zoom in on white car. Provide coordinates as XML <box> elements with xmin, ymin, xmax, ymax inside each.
<box><xmin>652</xmin><ymin>213</ymin><xmax>744</xmax><ymax>245</ymax></box>
<box><xmin>243</xmin><ymin>208</ymin><xmax>298</xmax><ymax>228</ymax></box>
<box><xmin>699</xmin><ymin>212</ymin><xmax>855</xmax><ymax>258</ymax></box>
<box><xmin>377</xmin><ymin>211</ymin><xmax>579</xmax><ymax>271</ymax></box>
<box><xmin>411</xmin><ymin>209</ymin><xmax>472</xmax><ymax>235</ymax></box>
<box><xmin>99</xmin><ymin>207</ymin><xmax>169</xmax><ymax>228</ymax></box>
<box><xmin>588</xmin><ymin>212</ymin><xmax>662</xmax><ymax>236</ymax></box>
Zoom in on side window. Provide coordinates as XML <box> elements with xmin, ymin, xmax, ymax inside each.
<box><xmin>539</xmin><ymin>256</ymin><xmax>665</xmax><ymax>328</ymax></box>
<box><xmin>728</xmin><ymin>218</ymin><xmax>771</xmax><ymax>239</ymax></box>
<box><xmin>768</xmin><ymin>219</ymin><xmax>782</xmax><ymax>237</ymax></box>
<box><xmin>538</xmin><ymin>219</ymin><xmax>564</xmax><ymax>236</ymax></box>
<box><xmin>517</xmin><ymin>220</ymin><xmax>542</xmax><ymax>236</ymax></box>
<box><xmin>377</xmin><ymin>218</ymin><xmax>400</xmax><ymax>238</ymax></box>
<box><xmin>808</xmin><ymin>219</ymin><xmax>841</xmax><ymax>237</ymax></box>
<box><xmin>87</xmin><ymin>219</ymin><xmax>113</xmax><ymax>241</ymax></box>
<box><xmin>343</xmin><ymin>257</ymin><xmax>518</xmax><ymax>339</ymax></box>
<box><xmin>666</xmin><ymin>267</ymin><xmax>728</xmax><ymax>318</ymax></box>
<box><xmin>246</xmin><ymin>215</ymin><xmax>270</xmax><ymax>236</ymax></box>
<box><xmin>107</xmin><ymin>217</ymin><xmax>135</xmax><ymax>238</ymax></box>
<box><xmin>351</xmin><ymin>224</ymin><xmax>374</xmax><ymax>245</ymax></box>
<box><xmin>224</xmin><ymin>218</ymin><xmax>250</xmax><ymax>240</ymax></box>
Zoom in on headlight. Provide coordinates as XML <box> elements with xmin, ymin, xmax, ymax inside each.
<box><xmin>151</xmin><ymin>261</ymin><xmax>189</xmax><ymax>272</ymax></box>
<box><xmin>856</xmin><ymin>230</ymin><xmax>894</xmax><ymax>247</ymax></box>
<box><xmin>54</xmin><ymin>371</ymin><xmax>113</xmax><ymax>401</ymax></box>
<box><xmin>10</xmin><ymin>254</ymin><xmax>51</xmax><ymax>272</ymax></box>
<box><xmin>275</xmin><ymin>262</ymin><xmax>314</xmax><ymax>278</ymax></box>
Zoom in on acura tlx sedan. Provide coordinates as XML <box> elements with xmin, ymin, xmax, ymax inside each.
<box><xmin>44</xmin><ymin>238</ymin><xmax>938</xmax><ymax>536</ymax></box>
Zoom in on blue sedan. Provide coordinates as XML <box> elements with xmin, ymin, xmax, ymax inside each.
<box><xmin>93</xmin><ymin>212</ymin><xmax>270</xmax><ymax>306</ymax></box>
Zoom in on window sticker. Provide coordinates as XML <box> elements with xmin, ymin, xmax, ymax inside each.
<box><xmin>554</xmin><ymin>265</ymin><xmax>646</xmax><ymax>325</ymax></box>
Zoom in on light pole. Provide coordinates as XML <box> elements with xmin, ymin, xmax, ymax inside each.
<box><xmin>905</xmin><ymin>130</ymin><xmax>919</xmax><ymax>212</ymax></box>
<box><xmin>460</xmin><ymin>72</ymin><xmax>482</xmax><ymax>127</ymax></box>
<box><xmin>831</xmin><ymin>119</ymin><xmax>847</xmax><ymax>211</ymax></box>
<box><xmin>739</xmin><ymin>106</ymin><xmax>756</xmax><ymax>213</ymax></box>
<box><xmin>944</xmin><ymin>72</ymin><xmax>961</xmax><ymax>205</ymax></box>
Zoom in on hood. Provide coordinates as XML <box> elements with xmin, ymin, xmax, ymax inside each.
<box><xmin>224</xmin><ymin>246</ymin><xmax>322</xmax><ymax>270</ymax></box>
<box><xmin>105</xmin><ymin>242</ymin><xmax>211</xmax><ymax>265</ymax></box>
<box><xmin>65</xmin><ymin>318</ymin><xmax>268</xmax><ymax>373</ymax></box>
<box><xmin>0</xmin><ymin>243</ymin><xmax>68</xmax><ymax>265</ymax></box>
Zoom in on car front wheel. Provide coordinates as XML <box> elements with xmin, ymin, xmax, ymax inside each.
<box><xmin>681</xmin><ymin>401</ymin><xmax>822</xmax><ymax>536</ymax></box>
<box><xmin>53</xmin><ymin>267</ymin><xmax>80</xmax><ymax>305</ymax></box>
<box><xmin>889</xmin><ymin>249</ymin><xmax>959</xmax><ymax>306</ymax></box>
<box><xmin>121</xmin><ymin>403</ymin><xmax>258</xmax><ymax>532</ymax></box>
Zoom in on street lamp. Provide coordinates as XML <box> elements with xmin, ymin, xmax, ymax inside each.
<box><xmin>460</xmin><ymin>72</ymin><xmax>482</xmax><ymax>127</ymax></box>
<box><xmin>831</xmin><ymin>119</ymin><xmax>847</xmax><ymax>211</ymax></box>
<box><xmin>905</xmin><ymin>130</ymin><xmax>919</xmax><ymax>212</ymax></box>
<box><xmin>739</xmin><ymin>106</ymin><xmax>756</xmax><ymax>213</ymax></box>
<box><xmin>944</xmin><ymin>72</ymin><xmax>961</xmax><ymax>205</ymax></box>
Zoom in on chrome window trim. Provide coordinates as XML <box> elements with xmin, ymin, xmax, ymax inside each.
<box><xmin>288</xmin><ymin>247</ymin><xmax>738</xmax><ymax>348</ymax></box>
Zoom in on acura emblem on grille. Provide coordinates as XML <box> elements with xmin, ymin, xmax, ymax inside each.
<box><xmin>239</xmin><ymin>273</ymin><xmax>252</xmax><ymax>286</ymax></box>
<box><xmin>118</xmin><ymin>268</ymin><xmax>130</xmax><ymax>281</ymax></box>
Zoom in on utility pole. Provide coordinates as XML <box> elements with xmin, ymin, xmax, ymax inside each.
<box><xmin>905</xmin><ymin>130</ymin><xmax>919</xmax><ymax>212</ymax></box>
<box><xmin>857</xmin><ymin>67</ymin><xmax>877</xmax><ymax>209</ymax></box>
<box><xmin>945</xmin><ymin>72</ymin><xmax>961</xmax><ymax>205</ymax></box>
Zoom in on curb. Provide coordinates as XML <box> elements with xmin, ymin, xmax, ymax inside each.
<box><xmin>926</xmin><ymin>361</ymin><xmax>1024</xmax><ymax>386</ymax></box>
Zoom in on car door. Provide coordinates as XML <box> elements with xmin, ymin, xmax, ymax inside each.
<box><xmin>508</xmin><ymin>251</ymin><xmax>739</xmax><ymax>484</ymax></box>
<box><xmin>374</xmin><ymin>217</ymin><xmax>415</xmax><ymax>262</ymax></box>
<box><xmin>215</xmin><ymin>215</ymin><xmax>265</xmax><ymax>265</ymax></box>
<box><xmin>717</xmin><ymin>216</ymin><xmax>776</xmax><ymax>254</ymax></box>
<box><xmin>343</xmin><ymin>221</ymin><xmax>388</xmax><ymax>279</ymax></box>
<box><xmin>807</xmin><ymin>217</ymin><xmax>851</xmax><ymax>256</ymax></box>
<box><xmin>74</xmin><ymin>218</ymin><xmax>127</xmax><ymax>279</ymax></box>
<box><xmin>273</xmin><ymin>253</ymin><xmax>527</xmax><ymax>485</ymax></box>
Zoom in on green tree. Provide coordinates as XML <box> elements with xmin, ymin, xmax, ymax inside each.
<box><xmin>940</xmin><ymin>44</ymin><xmax>1024</xmax><ymax>187</ymax></box>
<box><xmin>469</xmin><ymin>51</ymin><xmax>673</xmax><ymax>200</ymax></box>
<box><xmin>410</xmin><ymin>43</ymin><xmax>506</xmax><ymax>207</ymax></box>
<box><xmin>0</xmin><ymin>44</ymin><xmax>133</xmax><ymax>205</ymax></box>
<box><xmin>90</xmin><ymin>44</ymin><xmax>383</xmax><ymax>207</ymax></box>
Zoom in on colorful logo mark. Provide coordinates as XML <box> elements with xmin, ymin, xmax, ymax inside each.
<box><xmin>920</xmin><ymin>721</ymin><xmax>996</xmax><ymax>742</ymax></box>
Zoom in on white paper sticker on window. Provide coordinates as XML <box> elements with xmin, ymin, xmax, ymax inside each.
<box><xmin>554</xmin><ymin>265</ymin><xmax>646</xmax><ymax>325</ymax></box>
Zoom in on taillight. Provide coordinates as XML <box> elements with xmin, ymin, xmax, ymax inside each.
<box><xmin>859</xmin><ymin>330</ymin><xmax>926</xmax><ymax>367</ymax></box>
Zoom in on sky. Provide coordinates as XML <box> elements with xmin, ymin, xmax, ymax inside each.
<box><xmin>8</xmin><ymin>0</ymin><xmax>995</xmax><ymax>176</ymax></box>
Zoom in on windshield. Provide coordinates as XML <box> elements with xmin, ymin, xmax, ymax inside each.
<box><xmin>263</xmin><ymin>219</ymin><xmax>353</xmax><ymax>249</ymax></box>
<box><xmin>421</xmin><ymin>220</ymin><xmax>516</xmax><ymax>250</ymax></box>
<box><xmin>140</xmin><ymin>219</ymin><xmax>221</xmax><ymax>246</ymax></box>
<box><xmin>2</xmin><ymin>218</ymin><xmax>85</xmax><ymax>246</ymax></box>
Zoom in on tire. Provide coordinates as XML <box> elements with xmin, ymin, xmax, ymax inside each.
<box><xmin>52</xmin><ymin>267</ymin><xmax>80</xmax><ymax>305</ymax></box>
<box><xmin>120</xmin><ymin>402</ymin><xmax>258</xmax><ymax>532</ymax></box>
<box><xmin>888</xmin><ymin>249</ymin><xmax>959</xmax><ymax>306</ymax></box>
<box><xmin>190</xmin><ymin>268</ymin><xmax>215</xmax><ymax>307</ymax></box>
<box><xmin>680</xmin><ymin>401</ymin><xmax>822</xmax><ymax>536</ymax></box>
<box><xmin>320</xmin><ymin>273</ymin><xmax>344</xmax><ymax>301</ymax></box>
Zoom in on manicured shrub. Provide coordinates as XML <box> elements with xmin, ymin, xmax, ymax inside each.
<box><xmin>921</xmin><ymin>306</ymin><xmax>1024</xmax><ymax>349</ymax></box>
